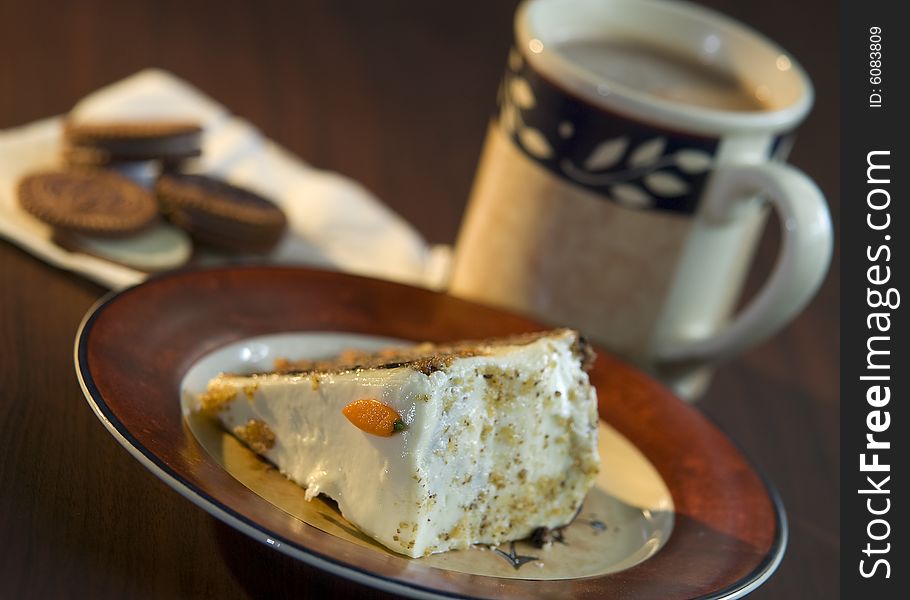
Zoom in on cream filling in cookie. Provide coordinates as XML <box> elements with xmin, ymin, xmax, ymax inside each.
<box><xmin>67</xmin><ymin>221</ymin><xmax>192</xmax><ymax>271</ymax></box>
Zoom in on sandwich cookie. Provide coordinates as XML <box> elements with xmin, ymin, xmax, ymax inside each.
<box><xmin>155</xmin><ymin>173</ymin><xmax>287</xmax><ymax>253</ymax></box>
<box><xmin>62</xmin><ymin>120</ymin><xmax>203</xmax><ymax>166</ymax></box>
<box><xmin>18</xmin><ymin>170</ymin><xmax>158</xmax><ymax>237</ymax></box>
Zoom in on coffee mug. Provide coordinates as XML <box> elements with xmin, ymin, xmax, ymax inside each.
<box><xmin>448</xmin><ymin>0</ymin><xmax>833</xmax><ymax>398</ymax></box>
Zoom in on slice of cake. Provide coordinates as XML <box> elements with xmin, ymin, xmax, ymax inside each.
<box><xmin>192</xmin><ymin>328</ymin><xmax>600</xmax><ymax>557</ymax></box>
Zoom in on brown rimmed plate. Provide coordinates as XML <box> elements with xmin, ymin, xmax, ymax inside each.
<box><xmin>75</xmin><ymin>266</ymin><xmax>786</xmax><ymax>599</ymax></box>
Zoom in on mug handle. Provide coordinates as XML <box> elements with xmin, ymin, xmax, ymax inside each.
<box><xmin>656</xmin><ymin>162</ymin><xmax>833</xmax><ymax>365</ymax></box>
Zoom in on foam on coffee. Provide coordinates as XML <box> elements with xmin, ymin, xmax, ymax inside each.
<box><xmin>555</xmin><ymin>38</ymin><xmax>771</xmax><ymax>112</ymax></box>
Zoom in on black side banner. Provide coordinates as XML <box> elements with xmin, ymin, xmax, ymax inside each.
<box><xmin>841</xmin><ymin>1</ymin><xmax>907</xmax><ymax>595</ymax></box>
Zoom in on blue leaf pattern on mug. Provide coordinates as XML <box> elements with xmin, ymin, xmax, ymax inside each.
<box><xmin>627</xmin><ymin>137</ymin><xmax>667</xmax><ymax>168</ymax></box>
<box><xmin>562</xmin><ymin>138</ymin><xmax>707</xmax><ymax>204</ymax></box>
<box><xmin>584</xmin><ymin>137</ymin><xmax>628</xmax><ymax>170</ymax></box>
<box><xmin>509</xmin><ymin>77</ymin><xmax>536</xmax><ymax>109</ymax></box>
<box><xmin>644</xmin><ymin>172</ymin><xmax>690</xmax><ymax>197</ymax></box>
<box><xmin>519</xmin><ymin>127</ymin><xmax>554</xmax><ymax>159</ymax></box>
<box><xmin>496</xmin><ymin>45</ymin><xmax>719</xmax><ymax>213</ymax></box>
<box><xmin>610</xmin><ymin>184</ymin><xmax>654</xmax><ymax>208</ymax></box>
<box><xmin>674</xmin><ymin>149</ymin><xmax>713</xmax><ymax>173</ymax></box>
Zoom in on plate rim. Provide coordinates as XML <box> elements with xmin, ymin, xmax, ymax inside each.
<box><xmin>74</xmin><ymin>265</ymin><xmax>788</xmax><ymax>600</ymax></box>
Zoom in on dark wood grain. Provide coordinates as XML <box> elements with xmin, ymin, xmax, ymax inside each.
<box><xmin>0</xmin><ymin>0</ymin><xmax>838</xmax><ymax>598</ymax></box>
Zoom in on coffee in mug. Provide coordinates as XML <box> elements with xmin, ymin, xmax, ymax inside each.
<box><xmin>556</xmin><ymin>38</ymin><xmax>771</xmax><ymax>112</ymax></box>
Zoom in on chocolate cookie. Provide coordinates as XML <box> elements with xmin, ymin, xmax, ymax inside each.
<box><xmin>18</xmin><ymin>170</ymin><xmax>158</xmax><ymax>237</ymax></box>
<box><xmin>63</xmin><ymin>120</ymin><xmax>203</xmax><ymax>166</ymax></box>
<box><xmin>155</xmin><ymin>173</ymin><xmax>287</xmax><ymax>252</ymax></box>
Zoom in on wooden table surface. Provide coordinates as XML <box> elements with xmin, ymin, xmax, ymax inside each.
<box><xmin>0</xmin><ymin>1</ymin><xmax>838</xmax><ymax>598</ymax></box>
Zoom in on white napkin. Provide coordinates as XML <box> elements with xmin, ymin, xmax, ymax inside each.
<box><xmin>0</xmin><ymin>69</ymin><xmax>451</xmax><ymax>290</ymax></box>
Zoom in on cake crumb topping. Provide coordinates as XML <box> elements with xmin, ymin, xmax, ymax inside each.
<box><xmin>271</xmin><ymin>329</ymin><xmax>593</xmax><ymax>376</ymax></box>
<box><xmin>198</xmin><ymin>381</ymin><xmax>238</xmax><ymax>414</ymax></box>
<box><xmin>232</xmin><ymin>419</ymin><xmax>276</xmax><ymax>454</ymax></box>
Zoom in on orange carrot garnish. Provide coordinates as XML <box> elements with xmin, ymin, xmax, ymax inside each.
<box><xmin>342</xmin><ymin>398</ymin><xmax>406</xmax><ymax>437</ymax></box>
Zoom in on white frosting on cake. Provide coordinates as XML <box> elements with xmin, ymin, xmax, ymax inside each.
<box><xmin>192</xmin><ymin>329</ymin><xmax>600</xmax><ymax>557</ymax></box>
